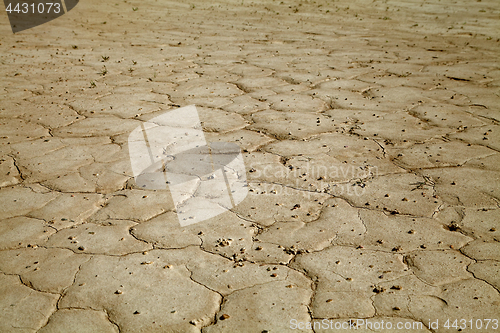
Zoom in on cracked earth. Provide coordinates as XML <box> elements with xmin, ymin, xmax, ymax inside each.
<box><xmin>0</xmin><ymin>0</ymin><xmax>499</xmax><ymax>332</ymax></box>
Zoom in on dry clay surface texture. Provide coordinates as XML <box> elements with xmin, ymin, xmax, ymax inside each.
<box><xmin>0</xmin><ymin>0</ymin><xmax>499</xmax><ymax>332</ymax></box>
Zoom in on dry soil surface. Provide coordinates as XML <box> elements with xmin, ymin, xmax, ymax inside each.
<box><xmin>0</xmin><ymin>0</ymin><xmax>499</xmax><ymax>332</ymax></box>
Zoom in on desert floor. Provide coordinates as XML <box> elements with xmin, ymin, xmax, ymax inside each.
<box><xmin>0</xmin><ymin>0</ymin><xmax>499</xmax><ymax>332</ymax></box>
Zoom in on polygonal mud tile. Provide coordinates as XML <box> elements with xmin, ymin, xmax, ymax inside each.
<box><xmin>258</xmin><ymin>198</ymin><xmax>362</xmax><ymax>252</ymax></box>
<box><xmin>28</xmin><ymin>193</ymin><xmax>104</xmax><ymax>229</ymax></box>
<box><xmin>404</xmin><ymin>250</ymin><xmax>473</xmax><ymax>286</ymax></box>
<box><xmin>59</xmin><ymin>250</ymin><xmax>222</xmax><ymax>333</ymax></box>
<box><xmin>183</xmin><ymin>65</ymin><xmax>237</xmax><ymax>82</ymax></box>
<box><xmin>264</xmin><ymin>94</ymin><xmax>326</xmax><ymax>113</ymax></box>
<box><xmin>468</xmin><ymin>104</ymin><xmax>500</xmax><ymax>122</ymax></box>
<box><xmin>409</xmin><ymin>279</ymin><xmax>500</xmax><ymax>333</ymax></box>
<box><xmin>0</xmin><ymin>273</ymin><xmax>59</xmax><ymax>333</ymax></box>
<box><xmin>243</xmin><ymin>151</ymin><xmax>297</xmax><ymax>185</ymax></box>
<box><xmin>231</xmin><ymin>182</ymin><xmax>329</xmax><ymax>226</ymax></box>
<box><xmin>8</xmin><ymin>138</ymin><xmax>66</xmax><ymax>159</ymax></box>
<box><xmin>263</xmin><ymin>138</ymin><xmax>329</xmax><ymax>157</ymax></box>
<box><xmin>170</xmin><ymin>79</ymin><xmax>242</xmax><ymax>98</ymax></box>
<box><xmin>461</xmin><ymin>240</ymin><xmax>500</xmax><ymax>261</ymax></box>
<box><xmin>42</xmin><ymin>172</ymin><xmax>96</xmax><ymax>193</ymax></box>
<box><xmin>283</xmin><ymin>152</ymin><xmax>400</xmax><ymax>190</ymax></box>
<box><xmin>19</xmin><ymin>104</ymin><xmax>81</xmax><ymax>129</ymax></box>
<box><xmin>291</xmin><ymin>246</ymin><xmax>409</xmax><ymax>313</ymax></box>
<box><xmin>0</xmin><ymin>118</ymin><xmax>50</xmax><ymax>145</ymax></box>
<box><xmin>149</xmin><ymin>82</ymin><xmax>179</xmax><ymax>96</ymax></box>
<box><xmin>276</xmin><ymin>67</ymin><xmax>345</xmax><ymax>86</ymax></box>
<box><xmin>0</xmin><ymin>216</ymin><xmax>55</xmax><ymax>249</ymax></box>
<box><xmin>250</xmin><ymin>110</ymin><xmax>340</xmax><ymax>140</ymax></box>
<box><xmin>95</xmin><ymin>93</ymin><xmax>165</xmax><ymax>118</ymax></box>
<box><xmin>238</xmin><ymin>241</ymin><xmax>293</xmax><ymax>264</ymax></box>
<box><xmin>67</xmin><ymin>98</ymin><xmax>106</xmax><ymax>117</ymax></box>
<box><xmin>373</xmin><ymin>61</ymin><xmax>425</xmax><ymax>77</ymax></box>
<box><xmin>307</xmin><ymin>89</ymin><xmax>382</xmax><ymax>110</ymax></box>
<box><xmin>78</xmin><ymin>161</ymin><xmax>132</xmax><ymax>193</ymax></box>
<box><xmin>421</xmin><ymin>168</ymin><xmax>500</xmax><ymax>208</ymax></box>
<box><xmin>361</xmin><ymin>86</ymin><xmax>432</xmax><ymax>109</ymax></box>
<box><xmin>430</xmin><ymin>204</ymin><xmax>463</xmax><ymax>226</ymax></box>
<box><xmin>85</xmin><ymin>143</ymin><xmax>125</xmax><ymax>164</ymax></box>
<box><xmin>449</xmin><ymin>124</ymin><xmax>500</xmax><ymax>151</ymax></box>
<box><xmin>248</xmin><ymin>54</ymin><xmax>295</xmax><ymax>72</ymax></box>
<box><xmin>464</xmin><ymin>152</ymin><xmax>500</xmax><ymax>171</ymax></box>
<box><xmin>291</xmin><ymin>246</ymin><xmax>409</xmax><ymax>286</ymax></box>
<box><xmin>0</xmin><ymin>156</ymin><xmax>20</xmax><ymax>187</ymax></box>
<box><xmin>234</xmin><ymin>76</ymin><xmax>288</xmax><ymax>92</ymax></box>
<box><xmin>51</xmin><ymin>117</ymin><xmax>141</xmax><ymax>138</ymax></box>
<box><xmin>204</xmin><ymin>280</ymin><xmax>312</xmax><ymax>333</ymax></box>
<box><xmin>46</xmin><ymin>220</ymin><xmax>151</xmax><ymax>255</ymax></box>
<box><xmin>0</xmin><ymin>247</ymin><xmax>89</xmax><ymax>293</ymax></box>
<box><xmin>222</xmin><ymin>95</ymin><xmax>270</xmax><ymax>115</ymax></box>
<box><xmin>335</xmin><ymin>209</ymin><xmax>472</xmax><ymax>252</ymax></box>
<box><xmin>408</xmin><ymin>104</ymin><xmax>485</xmax><ymax>129</ymax></box>
<box><xmin>312</xmin><ymin>317</ymin><xmax>431</xmax><ymax>332</ymax></box>
<box><xmin>130</xmin><ymin>211</ymin><xmax>201</xmax><ymax>249</ymax></box>
<box><xmin>271</xmin><ymin>83</ymin><xmax>313</xmax><ymax>94</ymax></box>
<box><xmin>131</xmin><ymin>209</ymin><xmax>256</xmax><ymax>256</ymax></box>
<box><xmin>180</xmin><ymin>96</ymin><xmax>233</xmax><ymax>109</ymax></box>
<box><xmin>197</xmin><ymin>107</ymin><xmax>248</xmax><ymax>133</ymax></box>
<box><xmin>353</xmin><ymin>111</ymin><xmax>451</xmax><ymax>143</ymax></box>
<box><xmin>422</xmin><ymin>64</ymin><xmax>487</xmax><ymax>83</ymax></box>
<box><xmin>468</xmin><ymin>260</ymin><xmax>500</xmax><ymax>290</ymax></box>
<box><xmin>184</xmin><ymin>246</ymin><xmax>310</xmax><ymax>296</ymax></box>
<box><xmin>463</xmin><ymin>89</ymin><xmax>500</xmax><ymax>110</ymax></box>
<box><xmin>16</xmin><ymin>145</ymin><xmax>95</xmax><ymax>183</ymax></box>
<box><xmin>316</xmin><ymin>78</ymin><xmax>376</xmax><ymax>92</ymax></box>
<box><xmin>263</xmin><ymin>132</ymin><xmax>403</xmax><ymax>180</ymax></box>
<box><xmin>453</xmin><ymin>207</ymin><xmax>500</xmax><ymax>241</ymax></box>
<box><xmin>323</xmin><ymin>109</ymin><xmax>393</xmax><ymax>125</ymax></box>
<box><xmin>89</xmin><ymin>189</ymin><xmax>174</xmax><ymax>223</ymax></box>
<box><xmin>247</xmin><ymin>88</ymin><xmax>277</xmax><ymax>100</ymax></box>
<box><xmin>65</xmin><ymin>99</ymin><xmax>108</xmax><ymax>119</ymax></box>
<box><xmin>423</xmin><ymin>88</ymin><xmax>470</xmax><ymax>106</ymax></box>
<box><xmin>312</xmin><ymin>132</ymin><xmax>385</xmax><ymax>161</ymax></box>
<box><xmin>161</xmin><ymin>71</ymin><xmax>199</xmax><ymax>84</ymax></box>
<box><xmin>388</xmin><ymin>140</ymin><xmax>494</xmax><ymax>169</ymax></box>
<box><xmin>0</xmin><ymin>185</ymin><xmax>59</xmax><ymax>219</ymax></box>
<box><xmin>226</xmin><ymin>63</ymin><xmax>274</xmax><ymax>77</ymax></box>
<box><xmin>205</xmin><ymin>129</ymin><xmax>273</xmax><ymax>153</ymax></box>
<box><xmin>355</xmin><ymin>67</ymin><xmax>439</xmax><ymax>87</ymax></box>
<box><xmin>312</xmin><ymin>291</ymin><xmax>375</xmax><ymax>318</ymax></box>
<box><xmin>373</xmin><ymin>274</ymin><xmax>442</xmax><ymax>318</ymax></box>
<box><xmin>197</xmin><ymin>215</ymin><xmax>256</xmax><ymax>259</ymax></box>
<box><xmin>38</xmin><ymin>309</ymin><xmax>118</xmax><ymax>333</ymax></box>
<box><xmin>336</xmin><ymin>173</ymin><xmax>442</xmax><ymax>217</ymax></box>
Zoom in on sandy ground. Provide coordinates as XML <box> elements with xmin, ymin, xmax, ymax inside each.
<box><xmin>0</xmin><ymin>0</ymin><xmax>499</xmax><ymax>332</ymax></box>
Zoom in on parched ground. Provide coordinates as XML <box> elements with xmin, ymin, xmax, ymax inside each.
<box><xmin>0</xmin><ymin>0</ymin><xmax>499</xmax><ymax>332</ymax></box>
